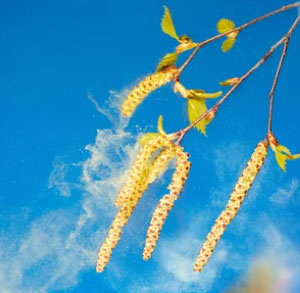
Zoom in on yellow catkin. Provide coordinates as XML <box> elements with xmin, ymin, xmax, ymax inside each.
<box><xmin>96</xmin><ymin>203</ymin><xmax>135</xmax><ymax>273</ymax></box>
<box><xmin>168</xmin><ymin>146</ymin><xmax>191</xmax><ymax>197</ymax></box>
<box><xmin>121</xmin><ymin>66</ymin><xmax>178</xmax><ymax>117</ymax></box>
<box><xmin>96</xmin><ymin>136</ymin><xmax>176</xmax><ymax>273</ymax></box>
<box><xmin>193</xmin><ymin>141</ymin><xmax>268</xmax><ymax>272</ymax></box>
<box><xmin>146</xmin><ymin>147</ymin><xmax>176</xmax><ymax>185</ymax></box>
<box><xmin>143</xmin><ymin>146</ymin><xmax>191</xmax><ymax>260</ymax></box>
<box><xmin>115</xmin><ymin>135</ymin><xmax>174</xmax><ymax>208</ymax></box>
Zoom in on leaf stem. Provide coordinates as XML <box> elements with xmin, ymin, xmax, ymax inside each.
<box><xmin>176</xmin><ymin>2</ymin><xmax>299</xmax><ymax>77</ymax></box>
<box><xmin>267</xmin><ymin>16</ymin><xmax>299</xmax><ymax>135</ymax></box>
<box><xmin>174</xmin><ymin>16</ymin><xmax>300</xmax><ymax>145</ymax></box>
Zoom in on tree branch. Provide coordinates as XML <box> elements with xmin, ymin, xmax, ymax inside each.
<box><xmin>267</xmin><ymin>16</ymin><xmax>300</xmax><ymax>134</ymax></box>
<box><xmin>176</xmin><ymin>2</ymin><xmax>299</xmax><ymax>77</ymax></box>
<box><xmin>174</xmin><ymin>16</ymin><xmax>300</xmax><ymax>145</ymax></box>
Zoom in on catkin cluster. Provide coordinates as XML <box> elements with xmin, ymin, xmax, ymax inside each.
<box><xmin>193</xmin><ymin>141</ymin><xmax>268</xmax><ymax>272</ymax></box>
<box><xmin>143</xmin><ymin>146</ymin><xmax>191</xmax><ymax>260</ymax></box>
<box><xmin>115</xmin><ymin>135</ymin><xmax>174</xmax><ymax>208</ymax></box>
<box><xmin>96</xmin><ymin>134</ymin><xmax>179</xmax><ymax>273</ymax></box>
<box><xmin>96</xmin><ymin>204</ymin><xmax>133</xmax><ymax>273</ymax></box>
<box><xmin>121</xmin><ymin>66</ymin><xmax>178</xmax><ymax>117</ymax></box>
<box><xmin>147</xmin><ymin>148</ymin><xmax>176</xmax><ymax>185</ymax></box>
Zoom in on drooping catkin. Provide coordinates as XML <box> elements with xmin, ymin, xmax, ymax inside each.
<box><xmin>96</xmin><ymin>135</ymin><xmax>176</xmax><ymax>273</ymax></box>
<box><xmin>143</xmin><ymin>146</ymin><xmax>191</xmax><ymax>260</ymax></box>
<box><xmin>115</xmin><ymin>135</ymin><xmax>174</xmax><ymax>208</ymax></box>
<box><xmin>121</xmin><ymin>66</ymin><xmax>178</xmax><ymax>117</ymax></box>
<box><xmin>96</xmin><ymin>203</ymin><xmax>135</xmax><ymax>273</ymax></box>
<box><xmin>146</xmin><ymin>147</ymin><xmax>176</xmax><ymax>185</ymax></box>
<box><xmin>193</xmin><ymin>141</ymin><xmax>268</xmax><ymax>272</ymax></box>
<box><xmin>168</xmin><ymin>146</ymin><xmax>191</xmax><ymax>197</ymax></box>
<box><xmin>143</xmin><ymin>194</ymin><xmax>177</xmax><ymax>260</ymax></box>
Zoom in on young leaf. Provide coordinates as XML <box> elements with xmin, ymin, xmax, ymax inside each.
<box><xmin>188</xmin><ymin>89</ymin><xmax>223</xmax><ymax>100</ymax></box>
<box><xmin>219</xmin><ymin>77</ymin><xmax>239</xmax><ymax>86</ymax></box>
<box><xmin>287</xmin><ymin>154</ymin><xmax>300</xmax><ymax>160</ymax></box>
<box><xmin>139</xmin><ymin>133</ymin><xmax>159</xmax><ymax>145</ymax></box>
<box><xmin>175</xmin><ymin>35</ymin><xmax>197</xmax><ymax>53</ymax></box>
<box><xmin>275</xmin><ymin>151</ymin><xmax>287</xmax><ymax>172</ymax></box>
<box><xmin>179</xmin><ymin>35</ymin><xmax>193</xmax><ymax>43</ymax></box>
<box><xmin>187</xmin><ymin>99</ymin><xmax>209</xmax><ymax>135</ymax></box>
<box><xmin>217</xmin><ymin>18</ymin><xmax>238</xmax><ymax>52</ymax></box>
<box><xmin>157</xmin><ymin>115</ymin><xmax>167</xmax><ymax>135</ymax></box>
<box><xmin>217</xmin><ymin>18</ymin><xmax>235</xmax><ymax>33</ymax></box>
<box><xmin>146</xmin><ymin>148</ymin><xmax>176</xmax><ymax>184</ymax></box>
<box><xmin>156</xmin><ymin>53</ymin><xmax>178</xmax><ymax>72</ymax></box>
<box><xmin>221</xmin><ymin>37</ymin><xmax>236</xmax><ymax>52</ymax></box>
<box><xmin>272</xmin><ymin>143</ymin><xmax>300</xmax><ymax>172</ymax></box>
<box><xmin>161</xmin><ymin>6</ymin><xmax>179</xmax><ymax>41</ymax></box>
<box><xmin>176</xmin><ymin>42</ymin><xmax>197</xmax><ymax>54</ymax></box>
<box><xmin>276</xmin><ymin>144</ymin><xmax>291</xmax><ymax>155</ymax></box>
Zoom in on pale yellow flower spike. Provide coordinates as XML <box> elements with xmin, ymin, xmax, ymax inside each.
<box><xmin>121</xmin><ymin>66</ymin><xmax>178</xmax><ymax>117</ymax></box>
<box><xmin>168</xmin><ymin>146</ymin><xmax>191</xmax><ymax>197</ymax></box>
<box><xmin>143</xmin><ymin>146</ymin><xmax>191</xmax><ymax>260</ymax></box>
<box><xmin>96</xmin><ymin>203</ymin><xmax>135</xmax><ymax>273</ymax></box>
<box><xmin>97</xmin><ymin>135</ymin><xmax>176</xmax><ymax>273</ymax></box>
<box><xmin>146</xmin><ymin>147</ymin><xmax>176</xmax><ymax>185</ymax></box>
<box><xmin>119</xmin><ymin>146</ymin><xmax>176</xmax><ymax>211</ymax></box>
<box><xmin>193</xmin><ymin>141</ymin><xmax>268</xmax><ymax>272</ymax></box>
<box><xmin>143</xmin><ymin>194</ymin><xmax>177</xmax><ymax>260</ymax></box>
<box><xmin>115</xmin><ymin>134</ymin><xmax>174</xmax><ymax>208</ymax></box>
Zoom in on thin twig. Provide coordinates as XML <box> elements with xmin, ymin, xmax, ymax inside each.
<box><xmin>176</xmin><ymin>2</ymin><xmax>299</xmax><ymax>77</ymax></box>
<box><xmin>174</xmin><ymin>16</ymin><xmax>300</xmax><ymax>145</ymax></box>
<box><xmin>267</xmin><ymin>16</ymin><xmax>300</xmax><ymax>134</ymax></box>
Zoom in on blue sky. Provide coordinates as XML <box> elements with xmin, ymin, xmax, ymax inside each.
<box><xmin>1</xmin><ymin>0</ymin><xmax>300</xmax><ymax>292</ymax></box>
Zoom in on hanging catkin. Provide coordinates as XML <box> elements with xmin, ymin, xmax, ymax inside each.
<box><xmin>115</xmin><ymin>135</ymin><xmax>174</xmax><ymax>208</ymax></box>
<box><xmin>121</xmin><ymin>66</ymin><xmax>178</xmax><ymax>117</ymax></box>
<box><xmin>96</xmin><ymin>203</ymin><xmax>136</xmax><ymax>273</ymax></box>
<box><xmin>97</xmin><ymin>135</ymin><xmax>176</xmax><ymax>273</ymax></box>
<box><xmin>146</xmin><ymin>147</ymin><xmax>176</xmax><ymax>185</ymax></box>
<box><xmin>143</xmin><ymin>146</ymin><xmax>191</xmax><ymax>260</ymax></box>
<box><xmin>193</xmin><ymin>141</ymin><xmax>268</xmax><ymax>272</ymax></box>
<box><xmin>168</xmin><ymin>146</ymin><xmax>191</xmax><ymax>197</ymax></box>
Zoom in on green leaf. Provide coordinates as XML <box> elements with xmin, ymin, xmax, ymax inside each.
<box><xmin>188</xmin><ymin>89</ymin><xmax>223</xmax><ymax>100</ymax></box>
<box><xmin>139</xmin><ymin>133</ymin><xmax>159</xmax><ymax>145</ymax></box>
<box><xmin>176</xmin><ymin>42</ymin><xmax>197</xmax><ymax>54</ymax></box>
<box><xmin>219</xmin><ymin>77</ymin><xmax>239</xmax><ymax>86</ymax></box>
<box><xmin>221</xmin><ymin>37</ymin><xmax>236</xmax><ymax>52</ymax></box>
<box><xmin>187</xmin><ymin>99</ymin><xmax>209</xmax><ymax>135</ymax></box>
<box><xmin>275</xmin><ymin>150</ymin><xmax>287</xmax><ymax>172</ymax></box>
<box><xmin>276</xmin><ymin>144</ymin><xmax>291</xmax><ymax>155</ymax></box>
<box><xmin>161</xmin><ymin>6</ymin><xmax>179</xmax><ymax>40</ymax></box>
<box><xmin>178</xmin><ymin>35</ymin><xmax>193</xmax><ymax>43</ymax></box>
<box><xmin>217</xmin><ymin>19</ymin><xmax>238</xmax><ymax>53</ymax></box>
<box><xmin>146</xmin><ymin>148</ymin><xmax>175</xmax><ymax>184</ymax></box>
<box><xmin>273</xmin><ymin>143</ymin><xmax>300</xmax><ymax>171</ymax></box>
<box><xmin>157</xmin><ymin>115</ymin><xmax>166</xmax><ymax>135</ymax></box>
<box><xmin>189</xmin><ymin>89</ymin><xmax>205</xmax><ymax>94</ymax></box>
<box><xmin>156</xmin><ymin>53</ymin><xmax>178</xmax><ymax>72</ymax></box>
<box><xmin>217</xmin><ymin>18</ymin><xmax>235</xmax><ymax>34</ymax></box>
<box><xmin>287</xmin><ymin>154</ymin><xmax>300</xmax><ymax>160</ymax></box>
